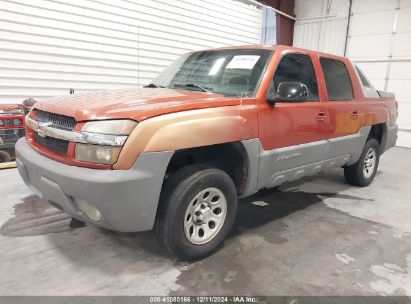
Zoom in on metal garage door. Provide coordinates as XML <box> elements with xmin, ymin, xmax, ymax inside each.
<box><xmin>294</xmin><ymin>0</ymin><xmax>411</xmax><ymax>148</ymax></box>
<box><xmin>347</xmin><ymin>0</ymin><xmax>411</xmax><ymax>148</ymax></box>
<box><xmin>0</xmin><ymin>0</ymin><xmax>262</xmax><ymax>104</ymax></box>
<box><xmin>293</xmin><ymin>0</ymin><xmax>350</xmax><ymax>56</ymax></box>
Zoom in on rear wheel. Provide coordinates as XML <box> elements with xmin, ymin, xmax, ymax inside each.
<box><xmin>155</xmin><ymin>165</ymin><xmax>238</xmax><ymax>260</ymax></box>
<box><xmin>344</xmin><ymin>138</ymin><xmax>380</xmax><ymax>187</ymax></box>
<box><xmin>0</xmin><ymin>150</ymin><xmax>11</xmax><ymax>163</ymax></box>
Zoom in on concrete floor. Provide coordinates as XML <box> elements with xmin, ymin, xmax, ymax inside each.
<box><xmin>0</xmin><ymin>147</ymin><xmax>410</xmax><ymax>296</ymax></box>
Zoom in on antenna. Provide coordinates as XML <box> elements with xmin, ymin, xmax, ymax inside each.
<box><xmin>137</xmin><ymin>24</ymin><xmax>140</xmax><ymax>87</ymax></box>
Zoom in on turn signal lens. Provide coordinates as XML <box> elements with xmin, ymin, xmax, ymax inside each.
<box><xmin>82</xmin><ymin>120</ymin><xmax>137</xmax><ymax>135</ymax></box>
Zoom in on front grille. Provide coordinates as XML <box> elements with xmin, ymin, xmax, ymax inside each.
<box><xmin>34</xmin><ymin>132</ymin><xmax>69</xmax><ymax>155</ymax></box>
<box><xmin>35</xmin><ymin>110</ymin><xmax>76</xmax><ymax>130</ymax></box>
<box><xmin>31</xmin><ymin>110</ymin><xmax>75</xmax><ymax>156</ymax></box>
<box><xmin>1</xmin><ymin>118</ymin><xmax>23</xmax><ymax>127</ymax></box>
<box><xmin>0</xmin><ymin>128</ymin><xmax>25</xmax><ymax>146</ymax></box>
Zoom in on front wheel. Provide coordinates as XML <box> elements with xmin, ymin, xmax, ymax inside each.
<box><xmin>155</xmin><ymin>165</ymin><xmax>238</xmax><ymax>260</ymax></box>
<box><xmin>344</xmin><ymin>138</ymin><xmax>380</xmax><ymax>187</ymax></box>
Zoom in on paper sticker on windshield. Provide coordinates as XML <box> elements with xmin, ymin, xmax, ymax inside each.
<box><xmin>226</xmin><ymin>55</ymin><xmax>260</xmax><ymax>70</ymax></box>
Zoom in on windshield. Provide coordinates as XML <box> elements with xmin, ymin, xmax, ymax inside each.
<box><xmin>150</xmin><ymin>49</ymin><xmax>273</xmax><ymax>97</ymax></box>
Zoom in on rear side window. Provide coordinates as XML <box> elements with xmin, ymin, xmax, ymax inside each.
<box><xmin>273</xmin><ymin>53</ymin><xmax>319</xmax><ymax>101</ymax></box>
<box><xmin>355</xmin><ymin>66</ymin><xmax>371</xmax><ymax>87</ymax></box>
<box><xmin>354</xmin><ymin>65</ymin><xmax>380</xmax><ymax>98</ymax></box>
<box><xmin>320</xmin><ymin>58</ymin><xmax>354</xmax><ymax>100</ymax></box>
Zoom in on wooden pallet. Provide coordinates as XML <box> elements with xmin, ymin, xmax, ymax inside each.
<box><xmin>0</xmin><ymin>161</ymin><xmax>17</xmax><ymax>170</ymax></box>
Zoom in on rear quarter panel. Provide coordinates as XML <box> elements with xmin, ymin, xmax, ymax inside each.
<box><xmin>362</xmin><ymin>97</ymin><xmax>398</xmax><ymax>127</ymax></box>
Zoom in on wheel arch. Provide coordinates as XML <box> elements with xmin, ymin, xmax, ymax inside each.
<box><xmin>368</xmin><ymin>122</ymin><xmax>390</xmax><ymax>153</ymax></box>
<box><xmin>165</xmin><ymin>140</ymin><xmax>259</xmax><ymax>196</ymax></box>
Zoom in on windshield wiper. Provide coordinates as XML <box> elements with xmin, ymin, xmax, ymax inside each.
<box><xmin>173</xmin><ymin>82</ymin><xmax>212</xmax><ymax>93</ymax></box>
<box><xmin>143</xmin><ymin>83</ymin><xmax>165</xmax><ymax>88</ymax></box>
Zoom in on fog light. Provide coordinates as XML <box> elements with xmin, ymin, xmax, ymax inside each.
<box><xmin>74</xmin><ymin>198</ymin><xmax>102</xmax><ymax>222</ymax></box>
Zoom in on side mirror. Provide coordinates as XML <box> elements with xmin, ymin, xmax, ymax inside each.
<box><xmin>266</xmin><ymin>81</ymin><xmax>308</xmax><ymax>103</ymax></box>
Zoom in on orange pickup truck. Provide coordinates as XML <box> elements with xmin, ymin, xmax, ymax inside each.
<box><xmin>16</xmin><ymin>45</ymin><xmax>398</xmax><ymax>259</ymax></box>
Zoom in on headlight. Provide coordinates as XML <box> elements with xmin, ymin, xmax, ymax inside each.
<box><xmin>75</xmin><ymin>143</ymin><xmax>122</xmax><ymax>165</ymax></box>
<box><xmin>13</xmin><ymin>118</ymin><xmax>22</xmax><ymax>126</ymax></box>
<box><xmin>0</xmin><ymin>120</ymin><xmax>3</xmax><ymax>127</ymax></box>
<box><xmin>75</xmin><ymin>120</ymin><xmax>137</xmax><ymax>165</ymax></box>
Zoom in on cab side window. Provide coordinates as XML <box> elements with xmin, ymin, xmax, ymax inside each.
<box><xmin>320</xmin><ymin>58</ymin><xmax>354</xmax><ymax>100</ymax></box>
<box><xmin>273</xmin><ymin>53</ymin><xmax>319</xmax><ymax>101</ymax></box>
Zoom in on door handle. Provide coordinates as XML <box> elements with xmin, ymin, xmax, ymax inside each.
<box><xmin>316</xmin><ymin>112</ymin><xmax>326</xmax><ymax>123</ymax></box>
<box><xmin>351</xmin><ymin>111</ymin><xmax>360</xmax><ymax>120</ymax></box>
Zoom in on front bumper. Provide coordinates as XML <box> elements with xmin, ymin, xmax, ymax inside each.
<box><xmin>15</xmin><ymin>138</ymin><xmax>173</xmax><ymax>232</ymax></box>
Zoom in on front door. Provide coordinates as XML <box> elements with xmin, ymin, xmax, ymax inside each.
<box><xmin>257</xmin><ymin>52</ymin><xmax>329</xmax><ymax>189</ymax></box>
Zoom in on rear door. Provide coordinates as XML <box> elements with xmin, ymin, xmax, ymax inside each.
<box><xmin>318</xmin><ymin>57</ymin><xmax>364</xmax><ymax>159</ymax></box>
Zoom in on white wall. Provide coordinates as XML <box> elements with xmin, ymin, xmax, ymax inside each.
<box><xmin>0</xmin><ymin>0</ymin><xmax>262</xmax><ymax>104</ymax></box>
<box><xmin>294</xmin><ymin>0</ymin><xmax>411</xmax><ymax>148</ymax></box>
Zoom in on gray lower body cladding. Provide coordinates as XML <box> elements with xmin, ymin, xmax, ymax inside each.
<box><xmin>381</xmin><ymin>123</ymin><xmax>398</xmax><ymax>153</ymax></box>
<box><xmin>240</xmin><ymin>125</ymin><xmax>397</xmax><ymax>195</ymax></box>
<box><xmin>15</xmin><ymin>138</ymin><xmax>173</xmax><ymax>232</ymax></box>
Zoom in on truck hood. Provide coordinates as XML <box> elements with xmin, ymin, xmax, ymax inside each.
<box><xmin>34</xmin><ymin>88</ymin><xmax>241</xmax><ymax>122</ymax></box>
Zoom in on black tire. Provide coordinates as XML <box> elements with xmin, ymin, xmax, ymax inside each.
<box><xmin>0</xmin><ymin>150</ymin><xmax>11</xmax><ymax>163</ymax></box>
<box><xmin>155</xmin><ymin>164</ymin><xmax>238</xmax><ymax>260</ymax></box>
<box><xmin>344</xmin><ymin>138</ymin><xmax>380</xmax><ymax>187</ymax></box>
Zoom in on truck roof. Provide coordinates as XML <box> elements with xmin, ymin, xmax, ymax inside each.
<box><xmin>198</xmin><ymin>44</ymin><xmax>348</xmax><ymax>62</ymax></box>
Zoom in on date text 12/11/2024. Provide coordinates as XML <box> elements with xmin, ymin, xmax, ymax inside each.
<box><xmin>149</xmin><ymin>296</ymin><xmax>258</xmax><ymax>303</ymax></box>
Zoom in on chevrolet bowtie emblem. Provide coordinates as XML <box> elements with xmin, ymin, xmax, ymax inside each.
<box><xmin>36</xmin><ymin>121</ymin><xmax>52</xmax><ymax>138</ymax></box>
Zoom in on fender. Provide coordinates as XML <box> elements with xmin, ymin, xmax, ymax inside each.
<box><xmin>114</xmin><ymin>105</ymin><xmax>258</xmax><ymax>169</ymax></box>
